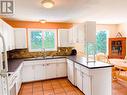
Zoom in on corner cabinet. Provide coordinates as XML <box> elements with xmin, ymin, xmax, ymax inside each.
<box><xmin>108</xmin><ymin>37</ymin><xmax>126</xmax><ymax>59</ymax></box>
<box><xmin>14</xmin><ymin>28</ymin><xmax>27</xmax><ymax>49</ymax></box>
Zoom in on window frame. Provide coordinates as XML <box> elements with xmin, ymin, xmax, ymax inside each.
<box><xmin>28</xmin><ymin>29</ymin><xmax>57</xmax><ymax>52</ymax></box>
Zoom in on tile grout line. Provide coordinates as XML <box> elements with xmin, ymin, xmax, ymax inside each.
<box><xmin>57</xmin><ymin>79</ymin><xmax>68</xmax><ymax>95</ymax></box>
<box><xmin>32</xmin><ymin>82</ymin><xmax>34</xmax><ymax>95</ymax></box>
<box><xmin>50</xmin><ymin>79</ymin><xmax>56</xmax><ymax>95</ymax></box>
<box><xmin>67</xmin><ymin>80</ymin><xmax>82</xmax><ymax>95</ymax></box>
<box><xmin>42</xmin><ymin>80</ymin><xmax>45</xmax><ymax>95</ymax></box>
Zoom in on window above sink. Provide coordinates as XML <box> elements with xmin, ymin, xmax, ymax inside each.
<box><xmin>28</xmin><ymin>29</ymin><xmax>57</xmax><ymax>52</ymax></box>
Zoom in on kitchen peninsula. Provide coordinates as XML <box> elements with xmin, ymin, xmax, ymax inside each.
<box><xmin>67</xmin><ymin>56</ymin><xmax>113</xmax><ymax>95</ymax></box>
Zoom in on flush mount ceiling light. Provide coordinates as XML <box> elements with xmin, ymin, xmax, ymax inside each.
<box><xmin>41</xmin><ymin>0</ymin><xmax>55</xmax><ymax>8</ymax></box>
<box><xmin>40</xmin><ymin>19</ymin><xmax>46</xmax><ymax>23</ymax></box>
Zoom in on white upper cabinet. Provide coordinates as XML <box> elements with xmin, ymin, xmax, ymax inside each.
<box><xmin>72</xmin><ymin>24</ymin><xmax>78</xmax><ymax>43</ymax></box>
<box><xmin>58</xmin><ymin>29</ymin><xmax>70</xmax><ymax>47</ymax></box>
<box><xmin>70</xmin><ymin>22</ymin><xmax>96</xmax><ymax>44</ymax></box>
<box><xmin>2</xmin><ymin>21</ymin><xmax>10</xmax><ymax>51</ymax></box>
<box><xmin>84</xmin><ymin>21</ymin><xmax>96</xmax><ymax>42</ymax></box>
<box><xmin>0</xmin><ymin>19</ymin><xmax>15</xmax><ymax>51</ymax></box>
<box><xmin>0</xmin><ymin>19</ymin><xmax>3</xmax><ymax>52</ymax></box>
<box><xmin>14</xmin><ymin>28</ymin><xmax>27</xmax><ymax>49</ymax></box>
<box><xmin>77</xmin><ymin>23</ymin><xmax>85</xmax><ymax>43</ymax></box>
<box><xmin>70</xmin><ymin>23</ymin><xmax>85</xmax><ymax>44</ymax></box>
<box><xmin>68</xmin><ymin>28</ymin><xmax>74</xmax><ymax>44</ymax></box>
<box><xmin>8</xmin><ymin>24</ymin><xmax>15</xmax><ymax>50</ymax></box>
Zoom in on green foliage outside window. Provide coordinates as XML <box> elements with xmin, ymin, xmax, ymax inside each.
<box><xmin>31</xmin><ymin>31</ymin><xmax>42</xmax><ymax>49</ymax></box>
<box><xmin>86</xmin><ymin>30</ymin><xmax>107</xmax><ymax>54</ymax></box>
<box><xmin>96</xmin><ymin>31</ymin><xmax>107</xmax><ymax>54</ymax></box>
<box><xmin>44</xmin><ymin>32</ymin><xmax>55</xmax><ymax>49</ymax></box>
<box><xmin>31</xmin><ymin>31</ymin><xmax>55</xmax><ymax>50</ymax></box>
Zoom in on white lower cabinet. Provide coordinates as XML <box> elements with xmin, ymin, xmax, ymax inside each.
<box><xmin>22</xmin><ymin>61</ymin><xmax>34</xmax><ymax>82</ymax></box>
<box><xmin>16</xmin><ymin>65</ymin><xmax>22</xmax><ymax>95</ymax></box>
<box><xmin>67</xmin><ymin>59</ymin><xmax>75</xmax><ymax>85</ymax></box>
<box><xmin>56</xmin><ymin>62</ymin><xmax>67</xmax><ymax>77</ymax></box>
<box><xmin>22</xmin><ymin>58</ymin><xmax>67</xmax><ymax>82</ymax></box>
<box><xmin>46</xmin><ymin>63</ymin><xmax>56</xmax><ymax>79</ymax></box>
<box><xmin>76</xmin><ymin>69</ymin><xmax>83</xmax><ymax>91</ymax></box>
<box><xmin>34</xmin><ymin>64</ymin><xmax>46</xmax><ymax>81</ymax></box>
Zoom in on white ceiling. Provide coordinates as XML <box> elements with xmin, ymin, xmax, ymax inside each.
<box><xmin>4</xmin><ymin>0</ymin><xmax>127</xmax><ymax>24</ymax></box>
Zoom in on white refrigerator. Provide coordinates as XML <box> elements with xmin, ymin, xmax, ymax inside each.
<box><xmin>0</xmin><ymin>33</ymin><xmax>10</xmax><ymax>95</ymax></box>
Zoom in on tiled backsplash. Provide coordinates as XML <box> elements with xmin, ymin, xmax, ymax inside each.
<box><xmin>7</xmin><ymin>47</ymin><xmax>73</xmax><ymax>59</ymax></box>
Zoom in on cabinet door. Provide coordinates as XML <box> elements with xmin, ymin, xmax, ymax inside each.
<box><xmin>16</xmin><ymin>69</ymin><xmax>22</xmax><ymax>94</ymax></box>
<box><xmin>67</xmin><ymin>59</ymin><xmax>75</xmax><ymax>85</ymax></box>
<box><xmin>46</xmin><ymin>63</ymin><xmax>56</xmax><ymax>79</ymax></box>
<box><xmin>8</xmin><ymin>25</ymin><xmax>14</xmax><ymax>50</ymax></box>
<box><xmin>72</xmin><ymin>25</ymin><xmax>78</xmax><ymax>43</ymax></box>
<box><xmin>10</xmin><ymin>26</ymin><xmax>15</xmax><ymax>50</ymax></box>
<box><xmin>14</xmin><ymin>28</ymin><xmax>27</xmax><ymax>49</ymax></box>
<box><xmin>78</xmin><ymin>23</ymin><xmax>85</xmax><ymax>43</ymax></box>
<box><xmin>56</xmin><ymin>62</ymin><xmax>67</xmax><ymax>77</ymax></box>
<box><xmin>22</xmin><ymin>62</ymin><xmax>34</xmax><ymax>82</ymax></box>
<box><xmin>58</xmin><ymin>29</ymin><xmax>69</xmax><ymax>47</ymax></box>
<box><xmin>34</xmin><ymin>64</ymin><xmax>46</xmax><ymax>81</ymax></box>
<box><xmin>76</xmin><ymin>69</ymin><xmax>83</xmax><ymax>91</ymax></box>
<box><xmin>0</xmin><ymin>20</ymin><xmax>3</xmax><ymax>52</ymax></box>
<box><xmin>82</xmin><ymin>74</ymin><xmax>91</xmax><ymax>95</ymax></box>
<box><xmin>69</xmin><ymin>28</ymin><xmax>73</xmax><ymax>44</ymax></box>
<box><xmin>2</xmin><ymin>21</ymin><xmax>9</xmax><ymax>51</ymax></box>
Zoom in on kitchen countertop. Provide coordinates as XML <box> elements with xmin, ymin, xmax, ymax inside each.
<box><xmin>67</xmin><ymin>56</ymin><xmax>113</xmax><ymax>69</ymax></box>
<box><xmin>8</xmin><ymin>55</ymin><xmax>113</xmax><ymax>72</ymax></box>
<box><xmin>8</xmin><ymin>59</ymin><xmax>24</xmax><ymax>72</ymax></box>
<box><xmin>8</xmin><ymin>56</ymin><xmax>67</xmax><ymax>72</ymax></box>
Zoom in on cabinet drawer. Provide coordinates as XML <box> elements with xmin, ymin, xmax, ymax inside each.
<box><xmin>81</xmin><ymin>66</ymin><xmax>89</xmax><ymax>75</ymax></box>
<box><xmin>54</xmin><ymin>58</ymin><xmax>66</xmax><ymax>63</ymax></box>
<box><xmin>23</xmin><ymin>61</ymin><xmax>34</xmax><ymax>66</ymax></box>
<box><xmin>33</xmin><ymin>60</ymin><xmax>45</xmax><ymax>65</ymax></box>
<box><xmin>75</xmin><ymin>63</ymin><xmax>81</xmax><ymax>70</ymax></box>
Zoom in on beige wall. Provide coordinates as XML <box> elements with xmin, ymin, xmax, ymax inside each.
<box><xmin>117</xmin><ymin>24</ymin><xmax>127</xmax><ymax>37</ymax></box>
<box><xmin>96</xmin><ymin>24</ymin><xmax>119</xmax><ymax>38</ymax></box>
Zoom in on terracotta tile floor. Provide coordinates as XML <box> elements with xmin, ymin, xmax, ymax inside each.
<box><xmin>112</xmin><ymin>79</ymin><xmax>127</xmax><ymax>95</ymax></box>
<box><xmin>19</xmin><ymin>78</ymin><xmax>84</xmax><ymax>95</ymax></box>
<box><xmin>19</xmin><ymin>78</ymin><xmax>127</xmax><ymax>95</ymax></box>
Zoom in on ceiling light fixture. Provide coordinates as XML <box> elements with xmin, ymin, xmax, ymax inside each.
<box><xmin>41</xmin><ymin>0</ymin><xmax>55</xmax><ymax>8</ymax></box>
<box><xmin>40</xmin><ymin>19</ymin><xmax>46</xmax><ymax>23</ymax></box>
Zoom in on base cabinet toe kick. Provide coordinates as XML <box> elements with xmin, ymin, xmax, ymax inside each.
<box><xmin>67</xmin><ymin>59</ymin><xmax>112</xmax><ymax>95</ymax></box>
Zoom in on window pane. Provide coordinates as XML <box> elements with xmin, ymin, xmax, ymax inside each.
<box><xmin>31</xmin><ymin>31</ymin><xmax>42</xmax><ymax>49</ymax></box>
<box><xmin>44</xmin><ymin>31</ymin><xmax>55</xmax><ymax>49</ymax></box>
<box><xmin>96</xmin><ymin>31</ymin><xmax>107</xmax><ymax>53</ymax></box>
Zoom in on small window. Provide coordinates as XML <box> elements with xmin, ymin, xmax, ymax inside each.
<box><xmin>28</xmin><ymin>29</ymin><xmax>57</xmax><ymax>52</ymax></box>
<box><xmin>96</xmin><ymin>30</ymin><xmax>108</xmax><ymax>54</ymax></box>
